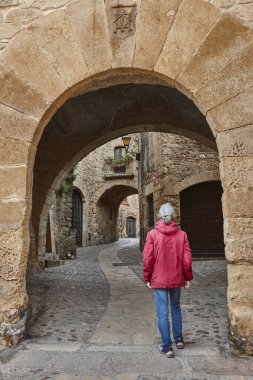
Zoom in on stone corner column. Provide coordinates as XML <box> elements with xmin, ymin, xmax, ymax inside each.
<box><xmin>227</xmin><ymin>263</ymin><xmax>253</xmax><ymax>355</ymax></box>
<box><xmin>0</xmin><ymin>141</ymin><xmax>32</xmax><ymax>347</ymax></box>
<box><xmin>0</xmin><ymin>221</ymin><xmax>30</xmax><ymax>347</ymax></box>
<box><xmin>221</xmin><ymin>155</ymin><xmax>253</xmax><ymax>355</ymax></box>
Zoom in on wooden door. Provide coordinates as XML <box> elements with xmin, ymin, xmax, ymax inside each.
<box><xmin>126</xmin><ymin>217</ymin><xmax>136</xmax><ymax>237</ymax></box>
<box><xmin>180</xmin><ymin>181</ymin><xmax>224</xmax><ymax>255</ymax></box>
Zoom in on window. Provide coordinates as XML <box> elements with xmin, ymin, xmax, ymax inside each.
<box><xmin>114</xmin><ymin>146</ymin><xmax>125</xmax><ymax>159</ymax></box>
<box><xmin>147</xmin><ymin>194</ymin><xmax>154</xmax><ymax>228</ymax></box>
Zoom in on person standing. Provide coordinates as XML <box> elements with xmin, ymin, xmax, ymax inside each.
<box><xmin>142</xmin><ymin>203</ymin><xmax>193</xmax><ymax>358</ymax></box>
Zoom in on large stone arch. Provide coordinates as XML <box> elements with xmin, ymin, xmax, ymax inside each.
<box><xmin>0</xmin><ymin>1</ymin><xmax>252</xmax><ymax>353</ymax></box>
<box><xmin>174</xmin><ymin>170</ymin><xmax>220</xmax><ymax>194</ymax></box>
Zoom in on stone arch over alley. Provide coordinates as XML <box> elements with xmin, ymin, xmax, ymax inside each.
<box><xmin>96</xmin><ymin>184</ymin><xmax>138</xmax><ymax>244</ymax></box>
<box><xmin>0</xmin><ymin>0</ymin><xmax>252</xmax><ymax>354</ymax></box>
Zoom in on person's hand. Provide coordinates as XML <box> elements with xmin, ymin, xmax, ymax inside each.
<box><xmin>184</xmin><ymin>281</ymin><xmax>191</xmax><ymax>289</ymax></box>
<box><xmin>146</xmin><ymin>282</ymin><xmax>152</xmax><ymax>289</ymax></box>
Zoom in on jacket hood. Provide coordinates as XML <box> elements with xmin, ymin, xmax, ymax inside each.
<box><xmin>154</xmin><ymin>220</ymin><xmax>179</xmax><ymax>235</ymax></box>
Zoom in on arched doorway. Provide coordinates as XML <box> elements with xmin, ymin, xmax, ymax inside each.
<box><xmin>71</xmin><ymin>189</ymin><xmax>83</xmax><ymax>246</ymax></box>
<box><xmin>0</xmin><ymin>0</ymin><xmax>252</xmax><ymax>353</ymax></box>
<box><xmin>126</xmin><ymin>217</ymin><xmax>136</xmax><ymax>238</ymax></box>
<box><xmin>180</xmin><ymin>181</ymin><xmax>224</xmax><ymax>256</ymax></box>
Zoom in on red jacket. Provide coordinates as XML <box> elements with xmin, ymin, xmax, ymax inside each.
<box><xmin>142</xmin><ymin>220</ymin><xmax>193</xmax><ymax>288</ymax></box>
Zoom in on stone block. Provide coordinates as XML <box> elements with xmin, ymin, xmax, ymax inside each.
<box><xmin>188</xmin><ymin>354</ymin><xmax>253</xmax><ymax>376</ymax></box>
<box><xmin>105</xmin><ymin>0</ymin><xmax>141</xmax><ymax>69</ymax></box>
<box><xmin>178</xmin><ymin>13</ymin><xmax>253</xmax><ymax>92</ymax></box>
<box><xmin>231</xmin><ymin>4</ymin><xmax>253</xmax><ymax>24</ymax></box>
<box><xmin>133</xmin><ymin>0</ymin><xmax>180</xmax><ymax>70</ymax></box>
<box><xmin>195</xmin><ymin>42</ymin><xmax>253</xmax><ymax>112</ymax></box>
<box><xmin>222</xmin><ymin>189</ymin><xmax>253</xmax><ymax>218</ymax></box>
<box><xmin>0</xmin><ymin>200</ymin><xmax>31</xmax><ymax>231</ymax></box>
<box><xmin>216</xmin><ymin>125</ymin><xmax>253</xmax><ymax>157</ymax></box>
<box><xmin>0</xmin><ymin>103</ymin><xmax>38</xmax><ymax>142</ymax></box>
<box><xmin>227</xmin><ymin>263</ymin><xmax>253</xmax><ymax>354</ymax></box>
<box><xmin>0</xmin><ymin>60</ymin><xmax>50</xmax><ymax>119</ymax></box>
<box><xmin>1</xmin><ymin>29</ymin><xmax>69</xmax><ymax>103</ymax></box>
<box><xmin>4</xmin><ymin>7</ymin><xmax>42</xmax><ymax>25</ymax></box>
<box><xmin>207</xmin><ymin>87</ymin><xmax>253</xmax><ymax>132</ymax></box>
<box><xmin>32</xmin><ymin>0</ymin><xmax>69</xmax><ymax>11</ymax></box>
<box><xmin>0</xmin><ymin>137</ymin><xmax>32</xmax><ymax>165</ymax></box>
<box><xmin>0</xmin><ymin>22</ymin><xmax>20</xmax><ymax>40</ymax></box>
<box><xmin>0</xmin><ymin>166</ymin><xmax>31</xmax><ymax>199</ymax></box>
<box><xmin>225</xmin><ymin>239</ymin><xmax>253</xmax><ymax>264</ymax></box>
<box><xmin>224</xmin><ymin>217</ymin><xmax>253</xmax><ymax>240</ymax></box>
<box><xmin>66</xmin><ymin>0</ymin><xmax>111</xmax><ymax>75</ymax></box>
<box><xmin>219</xmin><ymin>157</ymin><xmax>253</xmax><ymax>189</ymax></box>
<box><xmin>29</xmin><ymin>10</ymin><xmax>90</xmax><ymax>90</ymax></box>
<box><xmin>0</xmin><ymin>228</ymin><xmax>29</xmax><ymax>281</ymax></box>
<box><xmin>155</xmin><ymin>0</ymin><xmax>220</xmax><ymax>81</ymax></box>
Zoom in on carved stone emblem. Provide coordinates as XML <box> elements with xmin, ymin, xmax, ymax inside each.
<box><xmin>112</xmin><ymin>4</ymin><xmax>137</xmax><ymax>38</ymax></box>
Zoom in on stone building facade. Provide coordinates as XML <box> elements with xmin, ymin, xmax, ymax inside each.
<box><xmin>139</xmin><ymin>132</ymin><xmax>220</xmax><ymax>248</ymax></box>
<box><xmin>0</xmin><ymin>0</ymin><xmax>252</xmax><ymax>354</ymax></box>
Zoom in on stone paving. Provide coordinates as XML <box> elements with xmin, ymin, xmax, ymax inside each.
<box><xmin>0</xmin><ymin>239</ymin><xmax>253</xmax><ymax>380</ymax></box>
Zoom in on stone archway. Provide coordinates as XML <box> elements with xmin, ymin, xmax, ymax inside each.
<box><xmin>174</xmin><ymin>170</ymin><xmax>220</xmax><ymax>194</ymax></box>
<box><xmin>0</xmin><ymin>0</ymin><xmax>252</xmax><ymax>353</ymax></box>
<box><xmin>95</xmin><ymin>184</ymin><xmax>138</xmax><ymax>245</ymax></box>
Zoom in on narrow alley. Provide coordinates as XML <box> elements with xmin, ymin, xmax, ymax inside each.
<box><xmin>1</xmin><ymin>240</ymin><xmax>252</xmax><ymax>380</ymax></box>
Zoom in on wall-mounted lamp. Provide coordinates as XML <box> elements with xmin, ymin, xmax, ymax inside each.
<box><xmin>122</xmin><ymin>136</ymin><xmax>131</xmax><ymax>154</ymax></box>
<box><xmin>121</xmin><ymin>135</ymin><xmax>141</xmax><ymax>161</ymax></box>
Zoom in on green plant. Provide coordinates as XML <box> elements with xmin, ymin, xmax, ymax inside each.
<box><xmin>105</xmin><ymin>156</ymin><xmax>113</xmax><ymax>163</ymax></box>
<box><xmin>106</xmin><ymin>155</ymin><xmax>133</xmax><ymax>166</ymax></box>
<box><xmin>56</xmin><ymin>169</ymin><xmax>76</xmax><ymax>196</ymax></box>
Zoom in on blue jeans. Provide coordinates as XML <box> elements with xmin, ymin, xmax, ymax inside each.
<box><xmin>154</xmin><ymin>288</ymin><xmax>183</xmax><ymax>349</ymax></box>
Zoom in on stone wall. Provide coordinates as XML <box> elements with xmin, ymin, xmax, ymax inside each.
<box><xmin>0</xmin><ymin>0</ymin><xmax>252</xmax><ymax>53</ymax></box>
<box><xmin>139</xmin><ymin>132</ymin><xmax>219</xmax><ymax>246</ymax></box>
<box><xmin>48</xmin><ymin>172</ymin><xmax>76</xmax><ymax>260</ymax></box>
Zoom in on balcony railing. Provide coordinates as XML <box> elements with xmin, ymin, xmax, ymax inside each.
<box><xmin>103</xmin><ymin>159</ymin><xmax>134</xmax><ymax>179</ymax></box>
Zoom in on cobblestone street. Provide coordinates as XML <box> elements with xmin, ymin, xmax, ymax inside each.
<box><xmin>1</xmin><ymin>239</ymin><xmax>252</xmax><ymax>380</ymax></box>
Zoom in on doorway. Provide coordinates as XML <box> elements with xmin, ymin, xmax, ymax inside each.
<box><xmin>180</xmin><ymin>181</ymin><xmax>224</xmax><ymax>256</ymax></box>
<box><xmin>71</xmin><ymin>189</ymin><xmax>83</xmax><ymax>246</ymax></box>
<box><xmin>126</xmin><ymin>217</ymin><xmax>136</xmax><ymax>238</ymax></box>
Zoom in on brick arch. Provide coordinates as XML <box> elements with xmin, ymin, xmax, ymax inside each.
<box><xmin>0</xmin><ymin>1</ymin><xmax>252</xmax><ymax>353</ymax></box>
<box><xmin>175</xmin><ymin>170</ymin><xmax>220</xmax><ymax>194</ymax></box>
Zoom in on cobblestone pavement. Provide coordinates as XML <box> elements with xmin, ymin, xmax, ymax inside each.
<box><xmin>118</xmin><ymin>245</ymin><xmax>228</xmax><ymax>350</ymax></box>
<box><xmin>1</xmin><ymin>239</ymin><xmax>253</xmax><ymax>380</ymax></box>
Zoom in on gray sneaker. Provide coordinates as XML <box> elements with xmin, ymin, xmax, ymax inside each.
<box><xmin>175</xmin><ymin>340</ymin><xmax>184</xmax><ymax>349</ymax></box>
<box><xmin>158</xmin><ymin>345</ymin><xmax>174</xmax><ymax>358</ymax></box>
